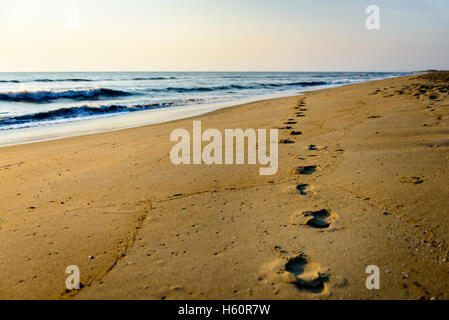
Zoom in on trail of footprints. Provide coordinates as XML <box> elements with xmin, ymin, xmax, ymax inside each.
<box><xmin>283</xmin><ymin>98</ymin><xmax>338</xmax><ymax>231</ymax></box>
<box><xmin>274</xmin><ymin>98</ymin><xmax>339</xmax><ymax>295</ymax></box>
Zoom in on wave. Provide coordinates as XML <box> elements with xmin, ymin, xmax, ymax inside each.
<box><xmin>287</xmin><ymin>81</ymin><xmax>328</xmax><ymax>86</ymax></box>
<box><xmin>0</xmin><ymin>105</ymin><xmax>141</xmax><ymax>126</ymax></box>
<box><xmin>132</xmin><ymin>77</ymin><xmax>177</xmax><ymax>81</ymax></box>
<box><xmin>0</xmin><ymin>88</ymin><xmax>134</xmax><ymax>103</ymax></box>
<box><xmin>330</xmin><ymin>79</ymin><xmax>365</xmax><ymax>85</ymax></box>
<box><xmin>0</xmin><ymin>99</ymin><xmax>206</xmax><ymax>129</ymax></box>
<box><xmin>0</xmin><ymin>77</ymin><xmax>177</xmax><ymax>83</ymax></box>
<box><xmin>153</xmin><ymin>81</ymin><xmax>329</xmax><ymax>93</ymax></box>
<box><xmin>0</xmin><ymin>80</ymin><xmax>21</xmax><ymax>83</ymax></box>
<box><xmin>33</xmin><ymin>78</ymin><xmax>93</xmax><ymax>82</ymax></box>
<box><xmin>0</xmin><ymin>78</ymin><xmax>93</xmax><ymax>83</ymax></box>
<box><xmin>0</xmin><ymin>104</ymin><xmax>159</xmax><ymax>128</ymax></box>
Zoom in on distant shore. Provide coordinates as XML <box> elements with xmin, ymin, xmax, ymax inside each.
<box><xmin>0</xmin><ymin>73</ymin><xmax>448</xmax><ymax>299</ymax></box>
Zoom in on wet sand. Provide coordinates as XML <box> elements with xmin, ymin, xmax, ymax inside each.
<box><xmin>0</xmin><ymin>72</ymin><xmax>448</xmax><ymax>299</ymax></box>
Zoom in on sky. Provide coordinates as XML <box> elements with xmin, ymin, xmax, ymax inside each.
<box><xmin>0</xmin><ymin>0</ymin><xmax>448</xmax><ymax>72</ymax></box>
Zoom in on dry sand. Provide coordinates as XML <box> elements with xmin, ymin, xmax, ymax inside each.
<box><xmin>0</xmin><ymin>73</ymin><xmax>448</xmax><ymax>300</ymax></box>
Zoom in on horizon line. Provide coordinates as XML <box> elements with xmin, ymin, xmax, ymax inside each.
<box><xmin>0</xmin><ymin>70</ymin><xmax>427</xmax><ymax>73</ymax></box>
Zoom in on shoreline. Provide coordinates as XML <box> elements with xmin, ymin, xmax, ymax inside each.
<box><xmin>0</xmin><ymin>91</ymin><xmax>300</xmax><ymax>148</ymax></box>
<box><xmin>0</xmin><ymin>73</ymin><xmax>447</xmax><ymax>299</ymax></box>
<box><xmin>0</xmin><ymin>74</ymin><xmax>412</xmax><ymax>148</ymax></box>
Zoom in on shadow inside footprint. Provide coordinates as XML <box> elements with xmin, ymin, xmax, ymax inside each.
<box><xmin>285</xmin><ymin>256</ymin><xmax>328</xmax><ymax>293</ymax></box>
<box><xmin>297</xmin><ymin>155</ymin><xmax>318</xmax><ymax>160</ymax></box>
<box><xmin>304</xmin><ymin>209</ymin><xmax>334</xmax><ymax>229</ymax></box>
<box><xmin>309</xmin><ymin>144</ymin><xmax>327</xmax><ymax>151</ymax></box>
<box><xmin>291</xmin><ymin>165</ymin><xmax>317</xmax><ymax>175</ymax></box>
<box><xmin>296</xmin><ymin>184</ymin><xmax>309</xmax><ymax>195</ymax></box>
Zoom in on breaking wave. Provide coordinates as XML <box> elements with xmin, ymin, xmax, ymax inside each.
<box><xmin>149</xmin><ymin>81</ymin><xmax>329</xmax><ymax>93</ymax></box>
<box><xmin>0</xmin><ymin>88</ymin><xmax>134</xmax><ymax>103</ymax></box>
<box><xmin>0</xmin><ymin>99</ymin><xmax>204</xmax><ymax>130</ymax></box>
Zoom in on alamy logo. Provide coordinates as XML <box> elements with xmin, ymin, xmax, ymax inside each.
<box><xmin>365</xmin><ymin>265</ymin><xmax>380</xmax><ymax>289</ymax></box>
<box><xmin>365</xmin><ymin>5</ymin><xmax>380</xmax><ymax>30</ymax></box>
<box><xmin>65</xmin><ymin>265</ymin><xmax>80</xmax><ymax>290</ymax></box>
<box><xmin>170</xmin><ymin>121</ymin><xmax>278</xmax><ymax>175</ymax></box>
<box><xmin>66</xmin><ymin>5</ymin><xmax>81</xmax><ymax>30</ymax></box>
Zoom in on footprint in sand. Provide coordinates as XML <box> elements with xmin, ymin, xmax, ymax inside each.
<box><xmin>308</xmin><ymin>144</ymin><xmax>327</xmax><ymax>151</ymax></box>
<box><xmin>297</xmin><ymin>154</ymin><xmax>318</xmax><ymax>161</ymax></box>
<box><xmin>422</xmin><ymin>142</ymin><xmax>439</xmax><ymax>148</ymax></box>
<box><xmin>399</xmin><ymin>176</ymin><xmax>424</xmax><ymax>185</ymax></box>
<box><xmin>285</xmin><ymin>255</ymin><xmax>329</xmax><ymax>293</ymax></box>
<box><xmin>296</xmin><ymin>184</ymin><xmax>309</xmax><ymax>195</ymax></box>
<box><xmin>0</xmin><ymin>161</ymin><xmax>25</xmax><ymax>169</ymax></box>
<box><xmin>281</xmin><ymin>184</ymin><xmax>315</xmax><ymax>196</ymax></box>
<box><xmin>304</xmin><ymin>209</ymin><xmax>337</xmax><ymax>229</ymax></box>
<box><xmin>289</xmin><ymin>209</ymin><xmax>338</xmax><ymax>229</ymax></box>
<box><xmin>289</xmin><ymin>165</ymin><xmax>318</xmax><ymax>175</ymax></box>
<box><xmin>279</xmin><ymin>139</ymin><xmax>295</xmax><ymax>144</ymax></box>
<box><xmin>263</xmin><ymin>246</ymin><xmax>329</xmax><ymax>294</ymax></box>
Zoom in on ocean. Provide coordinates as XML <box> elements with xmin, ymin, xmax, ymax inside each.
<box><xmin>0</xmin><ymin>71</ymin><xmax>411</xmax><ymax>131</ymax></box>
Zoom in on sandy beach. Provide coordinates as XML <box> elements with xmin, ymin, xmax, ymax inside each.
<box><xmin>0</xmin><ymin>73</ymin><xmax>448</xmax><ymax>300</ymax></box>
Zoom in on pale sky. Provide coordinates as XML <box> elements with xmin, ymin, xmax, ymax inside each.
<box><xmin>0</xmin><ymin>0</ymin><xmax>448</xmax><ymax>72</ymax></box>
